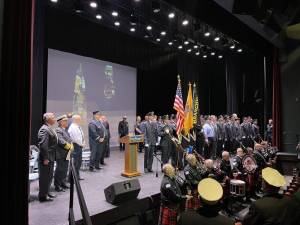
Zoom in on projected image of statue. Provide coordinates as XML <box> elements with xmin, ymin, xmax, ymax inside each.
<box><xmin>73</xmin><ymin>63</ymin><xmax>87</xmax><ymax>120</ymax></box>
<box><xmin>104</xmin><ymin>65</ymin><xmax>116</xmax><ymax>99</ymax></box>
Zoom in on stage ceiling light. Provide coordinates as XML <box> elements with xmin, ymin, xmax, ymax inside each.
<box><xmin>204</xmin><ymin>32</ymin><xmax>210</xmax><ymax>37</ymax></box>
<box><xmin>168</xmin><ymin>12</ymin><xmax>175</xmax><ymax>19</ymax></box>
<box><xmin>90</xmin><ymin>1</ymin><xmax>97</xmax><ymax>8</ymax></box>
<box><xmin>187</xmin><ymin>49</ymin><xmax>192</xmax><ymax>52</ymax></box>
<box><xmin>230</xmin><ymin>44</ymin><xmax>235</xmax><ymax>49</ymax></box>
<box><xmin>114</xmin><ymin>21</ymin><xmax>120</xmax><ymax>26</ymax></box>
<box><xmin>129</xmin><ymin>13</ymin><xmax>137</xmax><ymax>26</ymax></box>
<box><xmin>156</xmin><ymin>38</ymin><xmax>160</xmax><ymax>42</ymax></box>
<box><xmin>96</xmin><ymin>14</ymin><xmax>102</xmax><ymax>20</ymax></box>
<box><xmin>146</xmin><ymin>25</ymin><xmax>152</xmax><ymax>30</ymax></box>
<box><xmin>182</xmin><ymin>19</ymin><xmax>189</xmax><ymax>26</ymax></box>
<box><xmin>237</xmin><ymin>48</ymin><xmax>243</xmax><ymax>52</ymax></box>
<box><xmin>168</xmin><ymin>41</ymin><xmax>173</xmax><ymax>45</ymax></box>
<box><xmin>211</xmin><ymin>52</ymin><xmax>215</xmax><ymax>56</ymax></box>
<box><xmin>193</xmin><ymin>45</ymin><xmax>198</xmax><ymax>49</ymax></box>
<box><xmin>178</xmin><ymin>45</ymin><xmax>183</xmax><ymax>49</ymax></box>
<box><xmin>195</xmin><ymin>52</ymin><xmax>200</xmax><ymax>55</ymax></box>
<box><xmin>203</xmin><ymin>55</ymin><xmax>207</xmax><ymax>58</ymax></box>
<box><xmin>130</xmin><ymin>27</ymin><xmax>135</xmax><ymax>32</ymax></box>
<box><xmin>184</xmin><ymin>41</ymin><xmax>189</xmax><ymax>45</ymax></box>
<box><xmin>214</xmin><ymin>36</ymin><xmax>220</xmax><ymax>41</ymax></box>
<box><xmin>144</xmin><ymin>34</ymin><xmax>149</xmax><ymax>38</ymax></box>
<box><xmin>50</xmin><ymin>0</ymin><xmax>58</xmax><ymax>3</ymax></box>
<box><xmin>218</xmin><ymin>55</ymin><xmax>223</xmax><ymax>58</ymax></box>
<box><xmin>152</xmin><ymin>1</ymin><xmax>161</xmax><ymax>13</ymax></box>
<box><xmin>112</xmin><ymin>11</ymin><xmax>118</xmax><ymax>17</ymax></box>
<box><xmin>161</xmin><ymin>31</ymin><xmax>166</xmax><ymax>36</ymax></box>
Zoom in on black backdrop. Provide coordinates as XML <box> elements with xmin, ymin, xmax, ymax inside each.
<box><xmin>31</xmin><ymin>6</ymin><xmax>272</xmax><ymax>144</ymax></box>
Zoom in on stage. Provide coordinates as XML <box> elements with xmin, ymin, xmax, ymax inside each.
<box><xmin>29</xmin><ymin>148</ymin><xmax>163</xmax><ymax>225</ymax></box>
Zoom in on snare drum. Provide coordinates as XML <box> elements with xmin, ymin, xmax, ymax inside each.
<box><xmin>230</xmin><ymin>179</ymin><xmax>246</xmax><ymax>197</ymax></box>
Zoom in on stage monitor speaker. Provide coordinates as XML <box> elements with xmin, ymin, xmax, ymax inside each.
<box><xmin>104</xmin><ymin>179</ymin><xmax>141</xmax><ymax>204</ymax></box>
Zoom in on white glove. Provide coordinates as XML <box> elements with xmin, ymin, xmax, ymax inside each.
<box><xmin>156</xmin><ymin>142</ymin><xmax>159</xmax><ymax>146</ymax></box>
<box><xmin>145</xmin><ymin>143</ymin><xmax>149</xmax><ymax>148</ymax></box>
<box><xmin>165</xmin><ymin>129</ymin><xmax>170</xmax><ymax>134</ymax></box>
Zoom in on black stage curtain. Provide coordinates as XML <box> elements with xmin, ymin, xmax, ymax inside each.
<box><xmin>272</xmin><ymin>48</ymin><xmax>281</xmax><ymax>148</ymax></box>
<box><xmin>1</xmin><ymin>0</ymin><xmax>33</xmax><ymax>224</ymax></box>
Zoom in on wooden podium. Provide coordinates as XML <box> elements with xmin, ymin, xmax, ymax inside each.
<box><xmin>120</xmin><ymin>134</ymin><xmax>144</xmax><ymax>177</ymax></box>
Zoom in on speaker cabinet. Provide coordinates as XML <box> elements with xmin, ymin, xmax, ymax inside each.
<box><xmin>104</xmin><ymin>179</ymin><xmax>141</xmax><ymax>204</ymax></box>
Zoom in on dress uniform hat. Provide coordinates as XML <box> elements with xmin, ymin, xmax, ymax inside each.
<box><xmin>262</xmin><ymin>167</ymin><xmax>286</xmax><ymax>187</ymax></box>
<box><xmin>198</xmin><ymin>178</ymin><xmax>223</xmax><ymax>205</ymax></box>
<box><xmin>93</xmin><ymin>110</ymin><xmax>101</xmax><ymax>115</ymax></box>
<box><xmin>147</xmin><ymin>111</ymin><xmax>154</xmax><ymax>116</ymax></box>
<box><xmin>57</xmin><ymin>115</ymin><xmax>68</xmax><ymax>122</ymax></box>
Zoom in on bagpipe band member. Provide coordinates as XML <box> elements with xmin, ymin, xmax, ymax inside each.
<box><xmin>159</xmin><ymin>164</ymin><xmax>192</xmax><ymax>225</ymax></box>
<box><xmin>184</xmin><ymin>154</ymin><xmax>203</xmax><ymax>210</ymax></box>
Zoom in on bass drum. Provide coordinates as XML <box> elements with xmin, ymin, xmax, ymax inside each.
<box><xmin>242</xmin><ymin>154</ymin><xmax>257</xmax><ymax>174</ymax></box>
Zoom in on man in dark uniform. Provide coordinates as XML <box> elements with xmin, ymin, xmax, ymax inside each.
<box><xmin>178</xmin><ymin>178</ymin><xmax>235</xmax><ymax>225</ymax></box>
<box><xmin>216</xmin><ymin>116</ymin><xmax>226</xmax><ymax>158</ymax></box>
<box><xmin>232</xmin><ymin>148</ymin><xmax>245</xmax><ymax>175</ymax></box>
<box><xmin>99</xmin><ymin>115</ymin><xmax>108</xmax><ymax>165</ymax></box>
<box><xmin>38</xmin><ymin>112</ymin><xmax>58</xmax><ymax>202</ymax></box>
<box><xmin>144</xmin><ymin>111</ymin><xmax>158</xmax><ymax>173</ymax></box>
<box><xmin>102</xmin><ymin>115</ymin><xmax>111</xmax><ymax>158</ymax></box>
<box><xmin>220</xmin><ymin>151</ymin><xmax>232</xmax><ymax>178</ymax></box>
<box><xmin>184</xmin><ymin>154</ymin><xmax>203</xmax><ymax>210</ymax></box>
<box><xmin>54</xmin><ymin>115</ymin><xmax>73</xmax><ymax>192</ymax></box>
<box><xmin>252</xmin><ymin>119</ymin><xmax>260</xmax><ymax>143</ymax></box>
<box><xmin>159</xmin><ymin>115</ymin><xmax>175</xmax><ymax>166</ymax></box>
<box><xmin>243</xmin><ymin>167</ymin><xmax>289</xmax><ymax>225</ymax></box>
<box><xmin>88</xmin><ymin>111</ymin><xmax>104</xmax><ymax>171</ymax></box>
<box><xmin>158</xmin><ymin>164</ymin><xmax>192</xmax><ymax>225</ymax></box>
<box><xmin>224</xmin><ymin>116</ymin><xmax>233</xmax><ymax>154</ymax></box>
<box><xmin>118</xmin><ymin>116</ymin><xmax>129</xmax><ymax>151</ymax></box>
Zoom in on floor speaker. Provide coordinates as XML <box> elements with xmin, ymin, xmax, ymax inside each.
<box><xmin>104</xmin><ymin>179</ymin><xmax>141</xmax><ymax>204</ymax></box>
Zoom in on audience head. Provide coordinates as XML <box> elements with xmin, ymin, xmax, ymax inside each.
<box><xmin>144</xmin><ymin>115</ymin><xmax>149</xmax><ymax>121</ymax></box>
<box><xmin>268</xmin><ymin>119</ymin><xmax>273</xmax><ymax>125</ymax></box>
<box><xmin>93</xmin><ymin>111</ymin><xmax>101</xmax><ymax>120</ymax></box>
<box><xmin>43</xmin><ymin>112</ymin><xmax>56</xmax><ymax>126</ymax></box>
<box><xmin>122</xmin><ymin>116</ymin><xmax>127</xmax><ymax>122</ymax></box>
<box><xmin>236</xmin><ymin>148</ymin><xmax>244</xmax><ymax>157</ymax></box>
<box><xmin>222</xmin><ymin>151</ymin><xmax>230</xmax><ymax>161</ymax></box>
<box><xmin>205</xmin><ymin>159</ymin><xmax>214</xmax><ymax>169</ymax></box>
<box><xmin>162</xmin><ymin>164</ymin><xmax>175</xmax><ymax>178</ymax></box>
<box><xmin>136</xmin><ymin>116</ymin><xmax>141</xmax><ymax>122</ymax></box>
<box><xmin>186</xmin><ymin>154</ymin><xmax>197</xmax><ymax>167</ymax></box>
<box><xmin>57</xmin><ymin>115</ymin><xmax>68</xmax><ymax>128</ymax></box>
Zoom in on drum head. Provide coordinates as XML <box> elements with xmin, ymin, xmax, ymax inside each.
<box><xmin>242</xmin><ymin>154</ymin><xmax>257</xmax><ymax>173</ymax></box>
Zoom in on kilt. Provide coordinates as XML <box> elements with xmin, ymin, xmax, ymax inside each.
<box><xmin>185</xmin><ymin>191</ymin><xmax>201</xmax><ymax>210</ymax></box>
<box><xmin>158</xmin><ymin>204</ymin><xmax>179</xmax><ymax>225</ymax></box>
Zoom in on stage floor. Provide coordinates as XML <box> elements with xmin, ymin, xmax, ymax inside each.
<box><xmin>29</xmin><ymin>148</ymin><xmax>163</xmax><ymax>225</ymax></box>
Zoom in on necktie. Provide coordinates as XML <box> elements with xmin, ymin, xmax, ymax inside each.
<box><xmin>78</xmin><ymin>126</ymin><xmax>84</xmax><ymax>143</ymax></box>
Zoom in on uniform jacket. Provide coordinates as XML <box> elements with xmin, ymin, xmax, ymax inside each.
<box><xmin>184</xmin><ymin>164</ymin><xmax>203</xmax><ymax>189</ymax></box>
<box><xmin>88</xmin><ymin>119</ymin><xmax>105</xmax><ymax>145</ymax></box>
<box><xmin>38</xmin><ymin>124</ymin><xmax>58</xmax><ymax>162</ymax></box>
<box><xmin>160</xmin><ymin>175</ymin><xmax>186</xmax><ymax>206</ymax></box>
<box><xmin>56</xmin><ymin>126</ymin><xmax>72</xmax><ymax>160</ymax></box>
<box><xmin>144</xmin><ymin>121</ymin><xmax>158</xmax><ymax>145</ymax></box>
<box><xmin>158</xmin><ymin>123</ymin><xmax>174</xmax><ymax>146</ymax></box>
<box><xmin>118</xmin><ymin>120</ymin><xmax>129</xmax><ymax>137</ymax></box>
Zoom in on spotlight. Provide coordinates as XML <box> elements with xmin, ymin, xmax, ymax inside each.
<box><xmin>134</xmin><ymin>0</ymin><xmax>141</xmax><ymax>2</ymax></box>
<box><xmin>114</xmin><ymin>21</ymin><xmax>120</xmax><ymax>26</ymax></box>
<box><xmin>178</xmin><ymin>45</ymin><xmax>183</xmax><ymax>49</ymax></box>
<box><xmin>130</xmin><ymin>27</ymin><xmax>135</xmax><ymax>32</ymax></box>
<box><xmin>195</xmin><ymin>52</ymin><xmax>200</xmax><ymax>56</ymax></box>
<box><xmin>144</xmin><ymin>35</ymin><xmax>149</xmax><ymax>38</ymax></box>
<box><xmin>146</xmin><ymin>25</ymin><xmax>152</xmax><ymax>30</ymax></box>
<box><xmin>237</xmin><ymin>48</ymin><xmax>243</xmax><ymax>52</ymax></box>
<box><xmin>168</xmin><ymin>12</ymin><xmax>175</xmax><ymax>19</ymax></box>
<box><xmin>214</xmin><ymin>37</ymin><xmax>220</xmax><ymax>41</ymax></box>
<box><xmin>218</xmin><ymin>55</ymin><xmax>223</xmax><ymax>59</ymax></box>
<box><xmin>184</xmin><ymin>41</ymin><xmax>189</xmax><ymax>45</ymax></box>
<box><xmin>182</xmin><ymin>19</ymin><xmax>189</xmax><ymax>26</ymax></box>
<box><xmin>130</xmin><ymin>13</ymin><xmax>137</xmax><ymax>26</ymax></box>
<box><xmin>160</xmin><ymin>31</ymin><xmax>166</xmax><ymax>36</ymax></box>
<box><xmin>203</xmin><ymin>55</ymin><xmax>207</xmax><ymax>58</ymax></box>
<box><xmin>230</xmin><ymin>44</ymin><xmax>235</xmax><ymax>49</ymax></box>
<box><xmin>187</xmin><ymin>49</ymin><xmax>192</xmax><ymax>52</ymax></box>
<box><xmin>156</xmin><ymin>38</ymin><xmax>160</xmax><ymax>42</ymax></box>
<box><xmin>152</xmin><ymin>1</ymin><xmax>161</xmax><ymax>13</ymax></box>
<box><xmin>193</xmin><ymin>45</ymin><xmax>198</xmax><ymax>49</ymax></box>
<box><xmin>112</xmin><ymin>11</ymin><xmax>118</xmax><ymax>17</ymax></box>
<box><xmin>168</xmin><ymin>41</ymin><xmax>173</xmax><ymax>46</ymax></box>
<box><xmin>90</xmin><ymin>1</ymin><xmax>97</xmax><ymax>8</ymax></box>
<box><xmin>211</xmin><ymin>52</ymin><xmax>215</xmax><ymax>56</ymax></box>
<box><xmin>204</xmin><ymin>32</ymin><xmax>210</xmax><ymax>37</ymax></box>
<box><xmin>96</xmin><ymin>14</ymin><xmax>102</xmax><ymax>20</ymax></box>
<box><xmin>50</xmin><ymin>0</ymin><xmax>58</xmax><ymax>3</ymax></box>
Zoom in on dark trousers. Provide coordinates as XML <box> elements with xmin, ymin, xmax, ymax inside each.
<box><xmin>120</xmin><ymin>143</ymin><xmax>125</xmax><ymax>151</ymax></box>
<box><xmin>144</xmin><ymin>145</ymin><xmax>155</xmax><ymax>170</ymax></box>
<box><xmin>72</xmin><ymin>144</ymin><xmax>82</xmax><ymax>177</ymax></box>
<box><xmin>205</xmin><ymin>137</ymin><xmax>217</xmax><ymax>159</ymax></box>
<box><xmin>54</xmin><ymin>159</ymin><xmax>68</xmax><ymax>188</ymax></box>
<box><xmin>161</xmin><ymin>145</ymin><xmax>171</xmax><ymax>164</ymax></box>
<box><xmin>99</xmin><ymin>141</ymin><xmax>106</xmax><ymax>164</ymax></box>
<box><xmin>89</xmin><ymin>142</ymin><xmax>100</xmax><ymax>168</ymax></box>
<box><xmin>38</xmin><ymin>161</ymin><xmax>54</xmax><ymax>198</ymax></box>
<box><xmin>217</xmin><ymin>139</ymin><xmax>225</xmax><ymax>158</ymax></box>
<box><xmin>105</xmin><ymin>139</ymin><xmax>110</xmax><ymax>157</ymax></box>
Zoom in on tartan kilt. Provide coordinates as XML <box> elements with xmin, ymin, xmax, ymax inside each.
<box><xmin>185</xmin><ymin>191</ymin><xmax>201</xmax><ymax>210</ymax></box>
<box><xmin>158</xmin><ymin>205</ymin><xmax>179</xmax><ymax>225</ymax></box>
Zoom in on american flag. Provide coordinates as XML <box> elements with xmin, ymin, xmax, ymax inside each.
<box><xmin>173</xmin><ymin>76</ymin><xmax>185</xmax><ymax>135</ymax></box>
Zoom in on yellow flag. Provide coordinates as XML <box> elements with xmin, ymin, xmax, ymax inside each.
<box><xmin>183</xmin><ymin>83</ymin><xmax>193</xmax><ymax>135</ymax></box>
